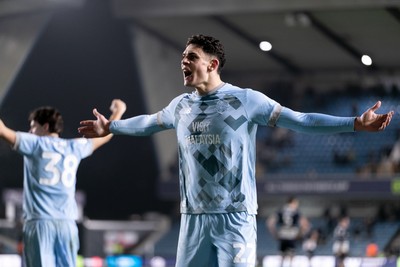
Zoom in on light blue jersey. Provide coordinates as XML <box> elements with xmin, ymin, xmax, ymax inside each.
<box><xmin>162</xmin><ymin>84</ymin><xmax>281</xmax><ymax>214</ymax></box>
<box><xmin>110</xmin><ymin>83</ymin><xmax>355</xmax><ymax>267</ymax></box>
<box><xmin>14</xmin><ymin>132</ymin><xmax>93</xmax><ymax>221</ymax></box>
<box><xmin>110</xmin><ymin>83</ymin><xmax>355</xmax><ymax>216</ymax></box>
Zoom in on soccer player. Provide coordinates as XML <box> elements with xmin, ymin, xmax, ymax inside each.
<box><xmin>78</xmin><ymin>34</ymin><xmax>394</xmax><ymax>267</ymax></box>
<box><xmin>267</xmin><ymin>196</ymin><xmax>310</xmax><ymax>267</ymax></box>
<box><xmin>332</xmin><ymin>216</ymin><xmax>351</xmax><ymax>267</ymax></box>
<box><xmin>0</xmin><ymin>99</ymin><xmax>126</xmax><ymax>267</ymax></box>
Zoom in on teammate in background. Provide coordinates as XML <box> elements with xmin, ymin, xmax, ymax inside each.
<box><xmin>267</xmin><ymin>197</ymin><xmax>310</xmax><ymax>267</ymax></box>
<box><xmin>0</xmin><ymin>99</ymin><xmax>126</xmax><ymax>267</ymax></box>
<box><xmin>332</xmin><ymin>216</ymin><xmax>351</xmax><ymax>267</ymax></box>
<box><xmin>78</xmin><ymin>34</ymin><xmax>394</xmax><ymax>267</ymax></box>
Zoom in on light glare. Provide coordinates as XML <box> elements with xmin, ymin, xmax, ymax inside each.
<box><xmin>259</xmin><ymin>41</ymin><xmax>272</xmax><ymax>51</ymax></box>
<box><xmin>361</xmin><ymin>55</ymin><xmax>372</xmax><ymax>66</ymax></box>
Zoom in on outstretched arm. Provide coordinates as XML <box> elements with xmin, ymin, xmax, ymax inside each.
<box><xmin>277</xmin><ymin>101</ymin><xmax>394</xmax><ymax>134</ymax></box>
<box><xmin>354</xmin><ymin>101</ymin><xmax>393</xmax><ymax>131</ymax></box>
<box><xmin>86</xmin><ymin>99</ymin><xmax>127</xmax><ymax>151</ymax></box>
<box><xmin>0</xmin><ymin>119</ymin><xmax>16</xmax><ymax>146</ymax></box>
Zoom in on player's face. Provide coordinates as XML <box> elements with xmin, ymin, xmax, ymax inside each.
<box><xmin>29</xmin><ymin>120</ymin><xmax>49</xmax><ymax>136</ymax></box>
<box><xmin>181</xmin><ymin>44</ymin><xmax>214</xmax><ymax>89</ymax></box>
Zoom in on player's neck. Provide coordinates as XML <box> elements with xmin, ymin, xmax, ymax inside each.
<box><xmin>196</xmin><ymin>78</ymin><xmax>225</xmax><ymax>96</ymax></box>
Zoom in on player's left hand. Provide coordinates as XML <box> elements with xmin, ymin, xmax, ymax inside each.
<box><xmin>354</xmin><ymin>101</ymin><xmax>394</xmax><ymax>131</ymax></box>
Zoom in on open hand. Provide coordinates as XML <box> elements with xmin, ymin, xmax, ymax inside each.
<box><xmin>355</xmin><ymin>101</ymin><xmax>394</xmax><ymax>131</ymax></box>
<box><xmin>78</xmin><ymin>109</ymin><xmax>110</xmax><ymax>138</ymax></box>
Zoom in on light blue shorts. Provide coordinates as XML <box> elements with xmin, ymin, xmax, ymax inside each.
<box><xmin>175</xmin><ymin>212</ymin><xmax>257</xmax><ymax>267</ymax></box>
<box><xmin>23</xmin><ymin>219</ymin><xmax>79</xmax><ymax>267</ymax></box>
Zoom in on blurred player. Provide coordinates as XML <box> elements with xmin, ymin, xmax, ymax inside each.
<box><xmin>78</xmin><ymin>34</ymin><xmax>394</xmax><ymax>267</ymax></box>
<box><xmin>0</xmin><ymin>99</ymin><xmax>126</xmax><ymax>267</ymax></box>
<box><xmin>332</xmin><ymin>216</ymin><xmax>351</xmax><ymax>267</ymax></box>
<box><xmin>267</xmin><ymin>197</ymin><xmax>310</xmax><ymax>267</ymax></box>
<box><xmin>302</xmin><ymin>228</ymin><xmax>320</xmax><ymax>267</ymax></box>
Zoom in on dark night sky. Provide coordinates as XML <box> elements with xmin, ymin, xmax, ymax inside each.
<box><xmin>0</xmin><ymin>0</ymin><xmax>175</xmax><ymax>219</ymax></box>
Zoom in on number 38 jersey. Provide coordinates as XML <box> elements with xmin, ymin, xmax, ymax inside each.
<box><xmin>14</xmin><ymin>132</ymin><xmax>93</xmax><ymax>221</ymax></box>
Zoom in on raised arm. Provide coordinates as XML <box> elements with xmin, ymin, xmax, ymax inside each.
<box><xmin>88</xmin><ymin>99</ymin><xmax>127</xmax><ymax>151</ymax></box>
<box><xmin>0</xmin><ymin>119</ymin><xmax>17</xmax><ymax>146</ymax></box>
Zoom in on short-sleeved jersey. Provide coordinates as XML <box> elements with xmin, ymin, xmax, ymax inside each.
<box><xmin>158</xmin><ymin>83</ymin><xmax>281</xmax><ymax>214</ymax></box>
<box><xmin>14</xmin><ymin>132</ymin><xmax>93</xmax><ymax>221</ymax></box>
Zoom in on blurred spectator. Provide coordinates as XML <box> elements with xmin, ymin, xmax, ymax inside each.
<box><xmin>333</xmin><ymin>147</ymin><xmax>356</xmax><ymax>165</ymax></box>
<box><xmin>365</xmin><ymin>242</ymin><xmax>379</xmax><ymax>257</ymax></box>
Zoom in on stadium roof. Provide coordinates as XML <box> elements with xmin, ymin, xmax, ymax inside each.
<box><xmin>2</xmin><ymin>0</ymin><xmax>400</xmax><ymax>92</ymax></box>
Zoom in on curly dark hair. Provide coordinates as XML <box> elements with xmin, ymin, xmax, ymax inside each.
<box><xmin>28</xmin><ymin>106</ymin><xmax>64</xmax><ymax>134</ymax></box>
<box><xmin>186</xmin><ymin>34</ymin><xmax>226</xmax><ymax>74</ymax></box>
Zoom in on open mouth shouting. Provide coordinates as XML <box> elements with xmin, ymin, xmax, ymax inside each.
<box><xmin>183</xmin><ymin>69</ymin><xmax>193</xmax><ymax>83</ymax></box>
